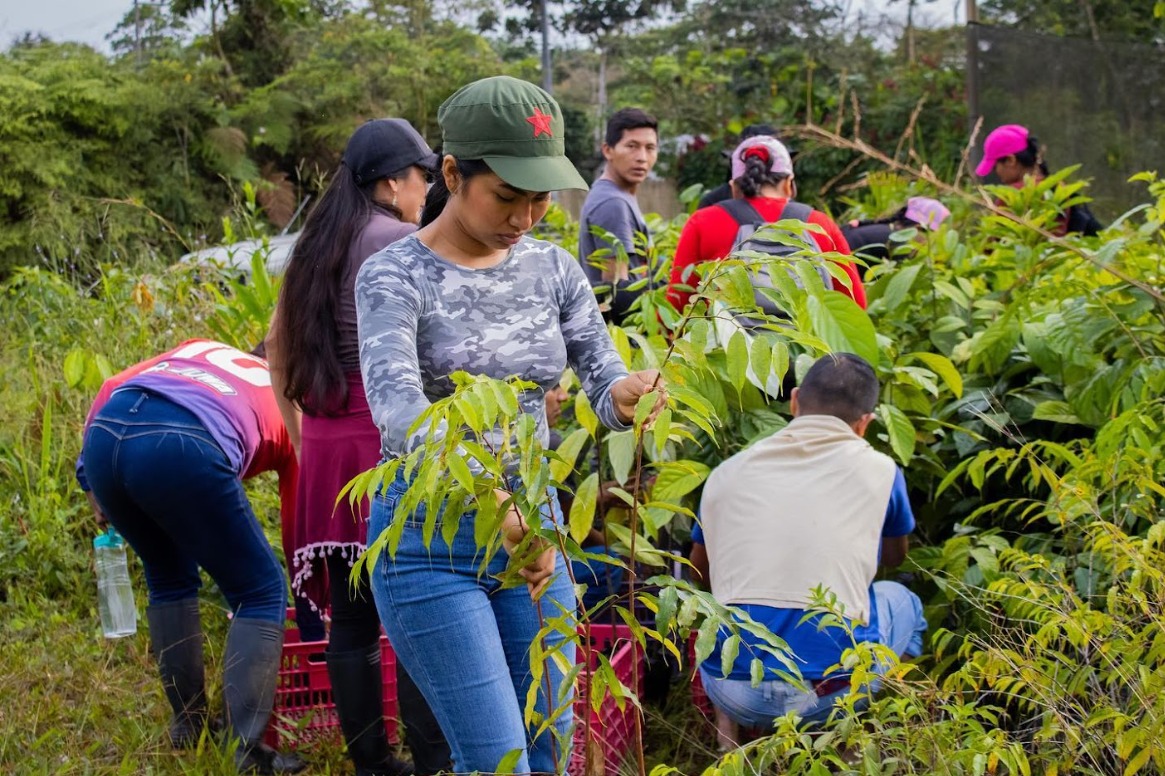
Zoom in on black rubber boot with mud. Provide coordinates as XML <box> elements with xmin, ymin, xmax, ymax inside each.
<box><xmin>395</xmin><ymin>662</ymin><xmax>451</xmax><ymax>775</ymax></box>
<box><xmin>327</xmin><ymin>644</ymin><xmax>414</xmax><ymax>776</ymax></box>
<box><xmin>224</xmin><ymin>616</ymin><xmax>306</xmax><ymax>775</ymax></box>
<box><xmin>147</xmin><ymin>599</ymin><xmax>208</xmax><ymax>748</ymax></box>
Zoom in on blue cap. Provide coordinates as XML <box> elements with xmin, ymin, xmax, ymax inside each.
<box><xmin>93</xmin><ymin>527</ymin><xmax>125</xmax><ymax>550</ymax></box>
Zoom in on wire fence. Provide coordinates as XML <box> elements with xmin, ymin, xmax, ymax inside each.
<box><xmin>969</xmin><ymin>24</ymin><xmax>1165</xmax><ymax>219</ymax></box>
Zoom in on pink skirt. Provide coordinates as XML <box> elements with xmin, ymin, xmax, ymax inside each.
<box><xmin>289</xmin><ymin>372</ymin><xmax>382</xmax><ymax>612</ymax></box>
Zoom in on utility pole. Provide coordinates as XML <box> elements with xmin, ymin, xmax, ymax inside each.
<box><xmin>134</xmin><ymin>0</ymin><xmax>143</xmax><ymax>68</ymax></box>
<box><xmin>965</xmin><ymin>0</ymin><xmax>979</xmax><ymax>133</ymax></box>
<box><xmin>540</xmin><ymin>0</ymin><xmax>552</xmax><ymax>93</ymax></box>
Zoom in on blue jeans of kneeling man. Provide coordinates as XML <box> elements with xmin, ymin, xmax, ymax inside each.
<box><xmin>367</xmin><ymin>471</ymin><xmax>576</xmax><ymax>774</ymax></box>
<box><xmin>700</xmin><ymin>580</ymin><xmax>927</xmax><ymax>728</ymax></box>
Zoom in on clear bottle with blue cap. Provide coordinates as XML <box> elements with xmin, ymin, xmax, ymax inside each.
<box><xmin>93</xmin><ymin>526</ymin><xmax>137</xmax><ymax>638</ymax></box>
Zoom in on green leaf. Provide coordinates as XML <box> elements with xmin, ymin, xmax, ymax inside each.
<box><xmin>909</xmin><ymin>352</ymin><xmax>964</xmax><ymax>398</ymax></box>
<box><xmin>806</xmin><ymin>293</ymin><xmax>879</xmax><ymax>365</ymax></box>
<box><xmin>63</xmin><ymin>348</ymin><xmax>87</xmax><ymax>388</ymax></box>
<box><xmin>717</xmin><ymin>265</ymin><xmax>758</xmax><ymax>310</ymax></box>
<box><xmin>569</xmin><ymin>473</ymin><xmax>599</xmax><ymax>545</ymax></box>
<box><xmin>968</xmin><ymin>317</ymin><xmax>1020</xmax><ymax>375</ymax></box>
<box><xmin>634</xmin><ymin>389</ymin><xmax>659</xmax><ymax>430</ymax></box>
<box><xmin>446</xmin><ymin>454</ymin><xmax>475</xmax><ymax>493</ymax></box>
<box><xmin>749</xmin><ymin>337</ymin><xmax>771</xmax><ymax>386</ymax></box>
<box><xmin>652</xmin><ymin>408</ymin><xmax>672</xmax><ymax>456</ymax></box>
<box><xmin>495</xmin><ymin>748</ymin><xmax>524</xmax><ymax>775</ymax></box>
<box><xmin>694</xmin><ymin>617</ymin><xmax>719</xmax><ymax>665</ymax></box>
<box><xmin>750</xmin><ymin>658</ymin><xmax>765</xmax><ymax>687</ymax></box>
<box><xmin>720</xmin><ymin>634</ymin><xmax>740</xmax><ymax>679</ymax></box>
<box><xmin>880</xmin><ymin>262</ymin><xmax>922</xmax><ymax>311</ymax></box>
<box><xmin>607</xmin><ymin>430</ymin><xmax>637</xmax><ymax>485</ymax></box>
<box><xmin>879</xmin><ymin>403</ymin><xmax>915</xmax><ymax>465</ymax></box>
<box><xmin>1032</xmin><ymin>401</ymin><xmax>1084</xmax><ymax>425</ymax></box>
<box><xmin>651</xmin><ymin>461</ymin><xmax>710</xmax><ymax>503</ymax></box>
<box><xmin>771</xmin><ymin>340</ymin><xmax>790</xmax><ymax>384</ymax></box>
<box><xmin>550</xmin><ymin>428</ymin><xmax>590</xmax><ymax>483</ymax></box>
<box><xmin>574</xmin><ymin>390</ymin><xmax>599</xmax><ymax>438</ymax></box>
<box><xmin>656</xmin><ymin>585</ymin><xmax>679</xmax><ymax>631</ymax></box>
<box><xmin>726</xmin><ymin>330</ymin><xmax>749</xmax><ymax>396</ymax></box>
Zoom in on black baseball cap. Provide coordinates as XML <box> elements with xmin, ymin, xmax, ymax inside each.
<box><xmin>721</xmin><ymin>122</ymin><xmax>798</xmax><ymax>159</ymax></box>
<box><xmin>342</xmin><ymin>118</ymin><xmax>439</xmax><ymax>185</ymax></box>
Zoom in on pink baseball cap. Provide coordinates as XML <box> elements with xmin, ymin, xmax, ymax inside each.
<box><xmin>975</xmin><ymin>124</ymin><xmax>1030</xmax><ymax>177</ymax></box>
<box><xmin>731</xmin><ymin>136</ymin><xmax>794</xmax><ymax>180</ymax></box>
<box><xmin>903</xmin><ymin>197</ymin><xmax>951</xmax><ymax>230</ymax></box>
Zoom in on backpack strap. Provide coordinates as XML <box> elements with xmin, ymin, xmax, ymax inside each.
<box><xmin>719</xmin><ymin>198</ymin><xmax>813</xmax><ymax>228</ymax></box>
<box><xmin>777</xmin><ymin>200</ymin><xmax>813</xmax><ymax>223</ymax></box>
<box><xmin>717</xmin><ymin>198</ymin><xmax>767</xmax><ymax>227</ymax></box>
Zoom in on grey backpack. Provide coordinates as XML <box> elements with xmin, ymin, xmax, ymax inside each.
<box><xmin>718</xmin><ymin>198</ymin><xmax>833</xmax><ymax>318</ymax></box>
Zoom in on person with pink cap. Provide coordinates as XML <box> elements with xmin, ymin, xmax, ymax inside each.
<box><xmin>975</xmin><ymin>124</ymin><xmax>1102</xmax><ymax>236</ymax></box>
<box><xmin>842</xmin><ymin>196</ymin><xmax>951</xmax><ymax>274</ymax></box>
<box><xmin>975</xmin><ymin>124</ymin><xmax>1049</xmax><ymax>185</ymax></box>
<box><xmin>666</xmin><ymin>135</ymin><xmax>865</xmax><ymax>316</ymax></box>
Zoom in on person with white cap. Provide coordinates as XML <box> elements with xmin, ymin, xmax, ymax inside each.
<box><xmin>666</xmin><ymin>135</ymin><xmax>866</xmax><ymax>318</ymax></box>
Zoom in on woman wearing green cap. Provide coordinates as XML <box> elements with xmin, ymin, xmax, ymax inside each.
<box><xmin>355</xmin><ymin>76</ymin><xmax>665</xmax><ymax>774</ymax></box>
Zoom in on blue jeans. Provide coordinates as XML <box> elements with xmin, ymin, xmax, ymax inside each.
<box><xmin>700</xmin><ymin>580</ymin><xmax>927</xmax><ymax>727</ymax></box>
<box><xmin>368</xmin><ymin>472</ymin><xmax>576</xmax><ymax>774</ymax></box>
<box><xmin>83</xmin><ymin>388</ymin><xmax>286</xmax><ymax>623</ymax></box>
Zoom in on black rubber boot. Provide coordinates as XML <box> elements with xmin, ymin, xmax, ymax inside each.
<box><xmin>224</xmin><ymin>617</ymin><xmax>305</xmax><ymax>775</ymax></box>
<box><xmin>396</xmin><ymin>662</ymin><xmax>451</xmax><ymax>776</ymax></box>
<box><xmin>146</xmin><ymin>599</ymin><xmax>207</xmax><ymax>748</ymax></box>
<box><xmin>327</xmin><ymin>644</ymin><xmax>414</xmax><ymax>776</ymax></box>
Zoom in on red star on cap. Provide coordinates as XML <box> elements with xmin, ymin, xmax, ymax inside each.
<box><xmin>526</xmin><ymin>107</ymin><xmax>554</xmax><ymax>138</ymax></box>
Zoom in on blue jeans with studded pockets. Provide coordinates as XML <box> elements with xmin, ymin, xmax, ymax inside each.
<box><xmin>82</xmin><ymin>388</ymin><xmax>286</xmax><ymax>622</ymax></box>
<box><xmin>367</xmin><ymin>469</ymin><xmax>576</xmax><ymax>774</ymax></box>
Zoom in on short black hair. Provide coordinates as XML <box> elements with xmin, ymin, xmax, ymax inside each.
<box><xmin>605</xmin><ymin>108</ymin><xmax>658</xmax><ymax>148</ymax></box>
<box><xmin>797</xmin><ymin>353</ymin><xmax>880</xmax><ymax>423</ymax></box>
<box><xmin>741</xmin><ymin>123</ymin><xmax>778</xmax><ymax>140</ymax></box>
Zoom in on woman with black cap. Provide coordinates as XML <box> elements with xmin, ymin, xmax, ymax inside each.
<box><xmin>266</xmin><ymin>118</ymin><xmax>450</xmax><ymax>776</ymax></box>
<box><xmin>355</xmin><ymin>76</ymin><xmax>665</xmax><ymax>774</ymax></box>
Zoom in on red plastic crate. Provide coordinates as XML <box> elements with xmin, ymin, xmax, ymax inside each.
<box><xmin>264</xmin><ymin>613</ymin><xmax>400</xmax><ymax>750</ymax></box>
<box><xmin>568</xmin><ymin>624</ymin><xmax>645</xmax><ymax>776</ymax></box>
<box><xmin>267</xmin><ymin>615</ymin><xmax>643</xmax><ymax>773</ymax></box>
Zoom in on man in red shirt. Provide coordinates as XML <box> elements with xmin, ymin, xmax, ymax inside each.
<box><xmin>78</xmin><ymin>340</ymin><xmax>303</xmax><ymax>774</ymax></box>
<box><xmin>667</xmin><ymin>136</ymin><xmax>865</xmax><ymax>316</ymax></box>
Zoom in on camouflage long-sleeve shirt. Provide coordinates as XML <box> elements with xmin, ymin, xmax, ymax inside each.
<box><xmin>355</xmin><ymin>233</ymin><xmax>631</xmax><ymax>465</ymax></box>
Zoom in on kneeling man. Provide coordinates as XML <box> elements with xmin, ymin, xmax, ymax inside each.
<box><xmin>691</xmin><ymin>353</ymin><xmax>927</xmax><ymax>729</ymax></box>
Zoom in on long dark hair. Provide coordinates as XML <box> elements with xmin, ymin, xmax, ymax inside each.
<box><xmin>420</xmin><ymin>157</ymin><xmax>491</xmax><ymax>227</ymax></box>
<box><xmin>733</xmin><ymin>154</ymin><xmax>792</xmax><ymax>199</ymax></box>
<box><xmin>1015</xmin><ymin>135</ymin><xmax>1050</xmax><ymax>177</ymax></box>
<box><xmin>275</xmin><ymin>163</ymin><xmax>392</xmax><ymax>414</ymax></box>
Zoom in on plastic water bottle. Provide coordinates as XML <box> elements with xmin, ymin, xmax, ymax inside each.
<box><xmin>94</xmin><ymin>527</ymin><xmax>137</xmax><ymax>638</ymax></box>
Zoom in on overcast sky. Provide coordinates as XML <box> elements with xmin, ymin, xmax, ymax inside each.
<box><xmin>1</xmin><ymin>0</ymin><xmax>131</xmax><ymax>49</ymax></box>
<box><xmin>2</xmin><ymin>1</ymin><xmax>964</xmax><ymax>53</ymax></box>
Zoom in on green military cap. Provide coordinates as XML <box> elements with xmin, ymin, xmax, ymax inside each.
<box><xmin>438</xmin><ymin>75</ymin><xmax>588</xmax><ymax>192</ymax></box>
